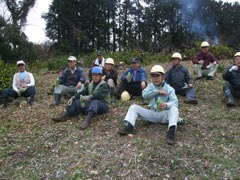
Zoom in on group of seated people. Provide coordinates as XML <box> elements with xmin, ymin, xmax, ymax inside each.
<box><xmin>1</xmin><ymin>41</ymin><xmax>240</xmax><ymax>145</ymax></box>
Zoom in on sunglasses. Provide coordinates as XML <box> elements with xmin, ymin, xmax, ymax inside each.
<box><xmin>151</xmin><ymin>74</ymin><xmax>161</xmax><ymax>78</ymax></box>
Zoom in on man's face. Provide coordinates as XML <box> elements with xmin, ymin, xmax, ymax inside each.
<box><xmin>105</xmin><ymin>63</ymin><xmax>112</xmax><ymax>70</ymax></box>
<box><xmin>201</xmin><ymin>47</ymin><xmax>208</xmax><ymax>53</ymax></box>
<box><xmin>18</xmin><ymin>64</ymin><xmax>25</xmax><ymax>72</ymax></box>
<box><xmin>172</xmin><ymin>58</ymin><xmax>181</xmax><ymax>66</ymax></box>
<box><xmin>235</xmin><ymin>57</ymin><xmax>240</xmax><ymax>66</ymax></box>
<box><xmin>68</xmin><ymin>60</ymin><xmax>76</xmax><ymax>69</ymax></box>
<box><xmin>151</xmin><ymin>73</ymin><xmax>164</xmax><ymax>86</ymax></box>
<box><xmin>131</xmin><ymin>62</ymin><xmax>140</xmax><ymax>70</ymax></box>
<box><xmin>97</xmin><ymin>54</ymin><xmax>103</xmax><ymax>60</ymax></box>
<box><xmin>92</xmin><ymin>74</ymin><xmax>102</xmax><ymax>83</ymax></box>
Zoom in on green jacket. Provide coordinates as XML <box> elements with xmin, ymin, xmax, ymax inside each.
<box><xmin>75</xmin><ymin>80</ymin><xmax>110</xmax><ymax>105</ymax></box>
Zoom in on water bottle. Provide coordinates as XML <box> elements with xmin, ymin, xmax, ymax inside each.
<box><xmin>56</xmin><ymin>77</ymin><xmax>60</xmax><ymax>85</ymax></box>
<box><xmin>80</xmin><ymin>95</ymin><xmax>86</xmax><ymax>108</ymax></box>
<box><xmin>156</xmin><ymin>97</ymin><xmax>161</xmax><ymax>111</ymax></box>
<box><xmin>127</xmin><ymin>72</ymin><xmax>131</xmax><ymax>82</ymax></box>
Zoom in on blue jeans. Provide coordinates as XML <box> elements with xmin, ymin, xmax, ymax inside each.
<box><xmin>2</xmin><ymin>86</ymin><xmax>36</xmax><ymax>105</ymax></box>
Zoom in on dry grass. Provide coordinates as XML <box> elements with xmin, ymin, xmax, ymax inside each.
<box><xmin>0</xmin><ymin>60</ymin><xmax>240</xmax><ymax>180</ymax></box>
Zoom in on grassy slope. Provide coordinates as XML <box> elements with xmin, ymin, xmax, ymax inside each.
<box><xmin>0</xmin><ymin>60</ymin><xmax>240</xmax><ymax>180</ymax></box>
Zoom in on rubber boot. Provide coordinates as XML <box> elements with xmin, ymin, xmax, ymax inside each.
<box><xmin>52</xmin><ymin>111</ymin><xmax>69</xmax><ymax>122</ymax></box>
<box><xmin>29</xmin><ymin>94</ymin><xmax>35</xmax><ymax>106</ymax></box>
<box><xmin>226</xmin><ymin>94</ymin><xmax>235</xmax><ymax>106</ymax></box>
<box><xmin>80</xmin><ymin>111</ymin><xmax>95</xmax><ymax>129</ymax></box>
<box><xmin>166</xmin><ymin>125</ymin><xmax>176</xmax><ymax>145</ymax></box>
<box><xmin>50</xmin><ymin>93</ymin><xmax>61</xmax><ymax>107</ymax></box>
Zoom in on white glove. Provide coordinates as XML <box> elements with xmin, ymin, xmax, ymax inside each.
<box><xmin>229</xmin><ymin>65</ymin><xmax>238</xmax><ymax>72</ymax></box>
<box><xmin>182</xmin><ymin>83</ymin><xmax>189</xmax><ymax>89</ymax></box>
<box><xmin>80</xmin><ymin>95</ymin><xmax>92</xmax><ymax>101</ymax></box>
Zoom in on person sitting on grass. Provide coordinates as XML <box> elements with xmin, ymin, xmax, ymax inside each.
<box><xmin>114</xmin><ymin>57</ymin><xmax>147</xmax><ymax>100</ymax></box>
<box><xmin>192</xmin><ymin>41</ymin><xmax>218</xmax><ymax>80</ymax></box>
<box><xmin>117</xmin><ymin>65</ymin><xmax>179</xmax><ymax>145</ymax></box>
<box><xmin>49</xmin><ymin>56</ymin><xmax>86</xmax><ymax>107</ymax></box>
<box><xmin>222</xmin><ymin>52</ymin><xmax>240</xmax><ymax>106</ymax></box>
<box><xmin>52</xmin><ymin>67</ymin><xmax>110</xmax><ymax>129</ymax></box>
<box><xmin>102</xmin><ymin>58</ymin><xmax>118</xmax><ymax>97</ymax></box>
<box><xmin>1</xmin><ymin>60</ymin><xmax>35</xmax><ymax>108</ymax></box>
<box><xmin>165</xmin><ymin>52</ymin><xmax>198</xmax><ymax>104</ymax></box>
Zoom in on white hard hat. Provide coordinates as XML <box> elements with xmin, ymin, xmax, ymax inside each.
<box><xmin>106</xmin><ymin>58</ymin><xmax>114</xmax><ymax>65</ymax></box>
<box><xmin>201</xmin><ymin>41</ymin><xmax>210</xmax><ymax>47</ymax></box>
<box><xmin>17</xmin><ymin>60</ymin><xmax>26</xmax><ymax>66</ymax></box>
<box><xmin>121</xmin><ymin>91</ymin><xmax>131</xmax><ymax>101</ymax></box>
<box><xmin>150</xmin><ymin>65</ymin><xmax>165</xmax><ymax>74</ymax></box>
<box><xmin>234</xmin><ymin>52</ymin><xmax>240</xmax><ymax>57</ymax></box>
<box><xmin>68</xmin><ymin>56</ymin><xmax>77</xmax><ymax>61</ymax></box>
<box><xmin>171</xmin><ymin>52</ymin><xmax>182</xmax><ymax>60</ymax></box>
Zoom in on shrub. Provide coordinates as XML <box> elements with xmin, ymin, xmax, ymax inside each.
<box><xmin>0</xmin><ymin>60</ymin><xmax>15</xmax><ymax>92</ymax></box>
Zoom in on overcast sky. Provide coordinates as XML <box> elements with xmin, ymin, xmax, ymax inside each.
<box><xmin>23</xmin><ymin>0</ymin><xmax>238</xmax><ymax>44</ymax></box>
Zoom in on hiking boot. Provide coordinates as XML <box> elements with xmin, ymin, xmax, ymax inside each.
<box><xmin>52</xmin><ymin>112</ymin><xmax>68</xmax><ymax>122</ymax></box>
<box><xmin>184</xmin><ymin>98</ymin><xmax>198</xmax><ymax>104</ymax></box>
<box><xmin>166</xmin><ymin>126</ymin><xmax>176</xmax><ymax>145</ymax></box>
<box><xmin>118</xmin><ymin>122</ymin><xmax>135</xmax><ymax>135</ymax></box>
<box><xmin>207</xmin><ymin>76</ymin><xmax>213</xmax><ymax>80</ymax></box>
<box><xmin>226</xmin><ymin>95</ymin><xmax>235</xmax><ymax>107</ymax></box>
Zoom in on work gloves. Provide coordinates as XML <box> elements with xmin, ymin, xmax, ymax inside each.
<box><xmin>182</xmin><ymin>83</ymin><xmax>189</xmax><ymax>89</ymax></box>
<box><xmin>80</xmin><ymin>95</ymin><xmax>92</xmax><ymax>101</ymax></box>
<box><xmin>229</xmin><ymin>65</ymin><xmax>238</xmax><ymax>72</ymax></box>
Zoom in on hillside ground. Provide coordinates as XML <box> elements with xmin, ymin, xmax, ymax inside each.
<box><xmin>0</xmin><ymin>60</ymin><xmax>240</xmax><ymax>179</ymax></box>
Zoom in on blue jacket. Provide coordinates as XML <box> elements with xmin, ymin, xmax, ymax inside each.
<box><xmin>60</xmin><ymin>66</ymin><xmax>86</xmax><ymax>86</ymax></box>
<box><xmin>165</xmin><ymin>65</ymin><xmax>193</xmax><ymax>92</ymax></box>
<box><xmin>121</xmin><ymin>67</ymin><xmax>147</xmax><ymax>82</ymax></box>
<box><xmin>142</xmin><ymin>81</ymin><xmax>178</xmax><ymax>111</ymax></box>
<box><xmin>222</xmin><ymin>65</ymin><xmax>240</xmax><ymax>90</ymax></box>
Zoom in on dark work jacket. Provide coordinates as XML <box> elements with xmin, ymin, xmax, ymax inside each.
<box><xmin>165</xmin><ymin>65</ymin><xmax>193</xmax><ymax>92</ymax></box>
<box><xmin>222</xmin><ymin>65</ymin><xmax>240</xmax><ymax>90</ymax></box>
<box><xmin>103</xmin><ymin>68</ymin><xmax>118</xmax><ymax>86</ymax></box>
<box><xmin>59</xmin><ymin>66</ymin><xmax>85</xmax><ymax>86</ymax></box>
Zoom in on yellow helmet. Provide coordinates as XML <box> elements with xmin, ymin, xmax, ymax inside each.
<box><xmin>171</xmin><ymin>52</ymin><xmax>182</xmax><ymax>60</ymax></box>
<box><xmin>121</xmin><ymin>91</ymin><xmax>131</xmax><ymax>101</ymax></box>
<box><xmin>201</xmin><ymin>41</ymin><xmax>210</xmax><ymax>47</ymax></box>
<box><xmin>105</xmin><ymin>58</ymin><xmax>114</xmax><ymax>65</ymax></box>
<box><xmin>234</xmin><ymin>52</ymin><xmax>240</xmax><ymax>57</ymax></box>
<box><xmin>150</xmin><ymin>65</ymin><xmax>165</xmax><ymax>74</ymax></box>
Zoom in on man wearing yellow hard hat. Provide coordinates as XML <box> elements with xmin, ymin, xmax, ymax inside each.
<box><xmin>222</xmin><ymin>52</ymin><xmax>240</xmax><ymax>106</ymax></box>
<box><xmin>192</xmin><ymin>41</ymin><xmax>218</xmax><ymax>80</ymax></box>
<box><xmin>118</xmin><ymin>65</ymin><xmax>179</xmax><ymax>145</ymax></box>
<box><xmin>165</xmin><ymin>52</ymin><xmax>198</xmax><ymax>104</ymax></box>
<box><xmin>102</xmin><ymin>58</ymin><xmax>118</xmax><ymax>97</ymax></box>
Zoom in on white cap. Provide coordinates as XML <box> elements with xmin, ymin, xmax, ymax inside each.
<box><xmin>68</xmin><ymin>56</ymin><xmax>77</xmax><ymax>61</ymax></box>
<box><xmin>17</xmin><ymin>60</ymin><xmax>26</xmax><ymax>66</ymax></box>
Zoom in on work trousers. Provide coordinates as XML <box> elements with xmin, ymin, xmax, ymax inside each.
<box><xmin>124</xmin><ymin>104</ymin><xmax>179</xmax><ymax>129</ymax></box>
